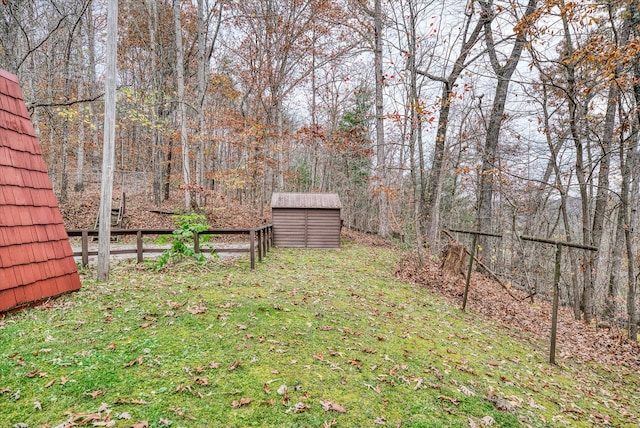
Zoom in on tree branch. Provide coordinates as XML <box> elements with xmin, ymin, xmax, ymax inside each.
<box><xmin>28</xmin><ymin>93</ymin><xmax>103</xmax><ymax>111</ymax></box>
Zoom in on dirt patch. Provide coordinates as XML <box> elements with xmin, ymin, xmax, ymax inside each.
<box><xmin>59</xmin><ymin>189</ymin><xmax>271</xmax><ymax>230</ymax></box>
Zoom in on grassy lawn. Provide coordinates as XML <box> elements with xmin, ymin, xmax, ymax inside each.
<box><xmin>1</xmin><ymin>240</ymin><xmax>638</xmax><ymax>427</ymax></box>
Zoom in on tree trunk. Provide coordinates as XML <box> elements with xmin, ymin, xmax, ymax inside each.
<box><xmin>476</xmin><ymin>0</ymin><xmax>537</xmax><ymax>267</ymax></box>
<box><xmin>75</xmin><ymin>75</ymin><xmax>85</xmax><ymax>192</ymax></box>
<box><xmin>86</xmin><ymin>2</ymin><xmax>99</xmax><ymax>175</ymax></box>
<box><xmin>373</xmin><ymin>0</ymin><xmax>388</xmax><ymax>238</ymax></box>
<box><xmin>419</xmin><ymin>7</ymin><xmax>484</xmax><ymax>248</ymax></box>
<box><xmin>173</xmin><ymin>0</ymin><xmax>191</xmax><ymax>210</ymax></box>
<box><xmin>97</xmin><ymin>0</ymin><xmax>118</xmax><ymax>282</ymax></box>
<box><xmin>196</xmin><ymin>0</ymin><xmax>206</xmax><ymax>207</ymax></box>
<box><xmin>146</xmin><ymin>0</ymin><xmax>163</xmax><ymax>206</ymax></box>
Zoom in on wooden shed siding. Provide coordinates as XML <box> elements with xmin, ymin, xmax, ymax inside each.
<box><xmin>306</xmin><ymin>209</ymin><xmax>341</xmax><ymax>248</ymax></box>
<box><xmin>272</xmin><ymin>208</ymin><xmax>341</xmax><ymax>248</ymax></box>
<box><xmin>0</xmin><ymin>69</ymin><xmax>81</xmax><ymax>312</ymax></box>
<box><xmin>273</xmin><ymin>208</ymin><xmax>307</xmax><ymax>247</ymax></box>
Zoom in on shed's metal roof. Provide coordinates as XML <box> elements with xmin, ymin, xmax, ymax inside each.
<box><xmin>271</xmin><ymin>192</ymin><xmax>342</xmax><ymax>209</ymax></box>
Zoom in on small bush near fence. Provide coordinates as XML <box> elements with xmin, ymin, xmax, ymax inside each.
<box><xmin>153</xmin><ymin>214</ymin><xmax>215</xmax><ymax>270</ymax></box>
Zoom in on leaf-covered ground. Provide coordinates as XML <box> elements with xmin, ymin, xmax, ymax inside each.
<box><xmin>1</xmin><ymin>239</ymin><xmax>639</xmax><ymax>427</ymax></box>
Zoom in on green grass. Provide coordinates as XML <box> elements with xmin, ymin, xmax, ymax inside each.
<box><xmin>1</xmin><ymin>241</ymin><xmax>639</xmax><ymax>427</ymax></box>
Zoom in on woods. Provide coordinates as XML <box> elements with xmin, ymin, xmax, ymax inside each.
<box><xmin>2</xmin><ymin>0</ymin><xmax>640</xmax><ymax>338</ymax></box>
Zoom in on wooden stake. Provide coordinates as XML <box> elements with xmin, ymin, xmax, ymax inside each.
<box><xmin>462</xmin><ymin>233</ymin><xmax>477</xmax><ymax>311</ymax></box>
<box><xmin>550</xmin><ymin>244</ymin><xmax>561</xmax><ymax>365</ymax></box>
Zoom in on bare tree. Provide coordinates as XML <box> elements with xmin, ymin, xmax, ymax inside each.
<box><xmin>417</xmin><ymin>1</ymin><xmax>485</xmax><ymax>247</ymax></box>
<box><xmin>476</xmin><ymin>0</ymin><xmax>537</xmax><ymax>266</ymax></box>
<box><xmin>97</xmin><ymin>0</ymin><xmax>119</xmax><ymax>282</ymax></box>
<box><xmin>174</xmin><ymin>0</ymin><xmax>191</xmax><ymax>210</ymax></box>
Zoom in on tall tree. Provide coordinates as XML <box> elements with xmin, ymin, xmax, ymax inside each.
<box><xmin>355</xmin><ymin>0</ymin><xmax>388</xmax><ymax>237</ymax></box>
<box><xmin>98</xmin><ymin>0</ymin><xmax>119</xmax><ymax>282</ymax></box>
<box><xmin>174</xmin><ymin>0</ymin><xmax>191</xmax><ymax>210</ymax></box>
<box><xmin>417</xmin><ymin>1</ymin><xmax>485</xmax><ymax>247</ymax></box>
<box><xmin>476</xmin><ymin>0</ymin><xmax>538</xmax><ymax>265</ymax></box>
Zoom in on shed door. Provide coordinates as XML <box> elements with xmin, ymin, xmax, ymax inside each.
<box><xmin>306</xmin><ymin>209</ymin><xmax>340</xmax><ymax>248</ymax></box>
<box><xmin>273</xmin><ymin>208</ymin><xmax>307</xmax><ymax>247</ymax></box>
<box><xmin>273</xmin><ymin>208</ymin><xmax>341</xmax><ymax>248</ymax></box>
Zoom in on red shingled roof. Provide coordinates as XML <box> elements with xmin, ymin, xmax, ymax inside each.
<box><xmin>0</xmin><ymin>69</ymin><xmax>81</xmax><ymax>312</ymax></box>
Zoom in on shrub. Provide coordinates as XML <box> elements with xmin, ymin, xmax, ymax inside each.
<box><xmin>153</xmin><ymin>213</ymin><xmax>210</xmax><ymax>270</ymax></box>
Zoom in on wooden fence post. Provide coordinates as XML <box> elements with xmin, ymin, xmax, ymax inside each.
<box><xmin>267</xmin><ymin>226</ymin><xmax>271</xmax><ymax>251</ymax></box>
<box><xmin>520</xmin><ymin>235</ymin><xmax>597</xmax><ymax>364</ymax></box>
<box><xmin>249</xmin><ymin>229</ymin><xmax>255</xmax><ymax>270</ymax></box>
<box><xmin>446</xmin><ymin>228</ymin><xmax>503</xmax><ymax>311</ymax></box>
<box><xmin>462</xmin><ymin>233</ymin><xmax>478</xmax><ymax>311</ymax></box>
<box><xmin>81</xmin><ymin>230</ymin><xmax>89</xmax><ymax>267</ymax></box>
<box><xmin>136</xmin><ymin>230</ymin><xmax>143</xmax><ymax>264</ymax></box>
<box><xmin>194</xmin><ymin>232</ymin><xmax>200</xmax><ymax>254</ymax></box>
<box><xmin>550</xmin><ymin>244</ymin><xmax>561</xmax><ymax>365</ymax></box>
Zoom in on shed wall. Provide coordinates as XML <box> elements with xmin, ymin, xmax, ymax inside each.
<box><xmin>273</xmin><ymin>208</ymin><xmax>341</xmax><ymax>248</ymax></box>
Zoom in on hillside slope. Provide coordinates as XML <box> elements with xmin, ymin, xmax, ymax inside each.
<box><xmin>1</xmin><ymin>240</ymin><xmax>638</xmax><ymax>427</ymax></box>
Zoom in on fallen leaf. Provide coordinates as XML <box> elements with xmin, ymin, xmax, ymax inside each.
<box><xmin>320</xmin><ymin>400</ymin><xmax>347</xmax><ymax>413</ymax></box>
<box><xmin>374</xmin><ymin>416</ymin><xmax>387</xmax><ymax>425</ymax></box>
<box><xmin>124</xmin><ymin>356</ymin><xmax>145</xmax><ymax>367</ymax></box>
<box><xmin>159</xmin><ymin>418</ymin><xmax>171</xmax><ymax>426</ymax></box>
<box><xmin>277</xmin><ymin>384</ymin><xmax>288</xmax><ymax>395</ymax></box>
<box><xmin>486</xmin><ymin>394</ymin><xmax>514</xmax><ymax>411</ymax></box>
<box><xmin>187</xmin><ymin>304</ymin><xmax>207</xmax><ymax>315</ymax></box>
<box><xmin>231</xmin><ymin>397</ymin><xmax>252</xmax><ymax>408</ymax></box>
<box><xmin>228</xmin><ymin>361</ymin><xmax>242</xmax><ymax>371</ymax></box>
<box><xmin>116</xmin><ymin>412</ymin><xmax>132</xmax><ymax>420</ymax></box>
<box><xmin>45</xmin><ymin>380</ymin><xmax>55</xmax><ymax>388</ymax></box>
<box><xmin>86</xmin><ymin>389</ymin><xmax>108</xmax><ymax>399</ymax></box>
<box><xmin>324</xmin><ymin>420</ymin><xmax>337</xmax><ymax>428</ymax></box>
<box><xmin>194</xmin><ymin>377</ymin><xmax>209</xmax><ymax>386</ymax></box>
<box><xmin>292</xmin><ymin>402</ymin><xmax>311</xmax><ymax>413</ymax></box>
<box><xmin>480</xmin><ymin>416</ymin><xmax>495</xmax><ymax>426</ymax></box>
<box><xmin>591</xmin><ymin>412</ymin><xmax>611</xmax><ymax>423</ymax></box>
<box><xmin>132</xmin><ymin>421</ymin><xmax>149</xmax><ymax>428</ymax></box>
<box><xmin>459</xmin><ymin>385</ymin><xmax>475</xmax><ymax>397</ymax></box>
<box><xmin>438</xmin><ymin>395</ymin><xmax>460</xmax><ymax>405</ymax></box>
<box><xmin>34</xmin><ymin>400</ymin><xmax>42</xmax><ymax>410</ymax></box>
<box><xmin>0</xmin><ymin>388</ymin><xmax>10</xmax><ymax>395</ymax></box>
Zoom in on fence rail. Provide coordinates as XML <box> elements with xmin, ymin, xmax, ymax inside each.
<box><xmin>66</xmin><ymin>225</ymin><xmax>273</xmax><ymax>270</ymax></box>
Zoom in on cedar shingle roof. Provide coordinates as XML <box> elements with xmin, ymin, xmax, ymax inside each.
<box><xmin>0</xmin><ymin>69</ymin><xmax>81</xmax><ymax>312</ymax></box>
<box><xmin>271</xmin><ymin>192</ymin><xmax>342</xmax><ymax>209</ymax></box>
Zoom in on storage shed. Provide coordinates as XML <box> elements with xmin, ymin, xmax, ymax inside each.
<box><xmin>0</xmin><ymin>69</ymin><xmax>81</xmax><ymax>312</ymax></box>
<box><xmin>271</xmin><ymin>192</ymin><xmax>342</xmax><ymax>248</ymax></box>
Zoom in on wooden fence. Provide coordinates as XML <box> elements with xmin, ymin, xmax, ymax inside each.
<box><xmin>66</xmin><ymin>225</ymin><xmax>273</xmax><ymax>270</ymax></box>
